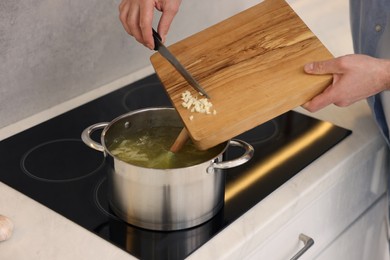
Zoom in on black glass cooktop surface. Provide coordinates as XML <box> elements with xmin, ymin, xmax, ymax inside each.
<box><xmin>0</xmin><ymin>74</ymin><xmax>351</xmax><ymax>259</ymax></box>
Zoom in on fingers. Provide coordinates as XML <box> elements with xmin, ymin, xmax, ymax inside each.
<box><xmin>302</xmin><ymin>80</ymin><xmax>350</xmax><ymax>112</ymax></box>
<box><xmin>118</xmin><ymin>0</ymin><xmax>155</xmax><ymax>49</ymax></box>
<box><xmin>118</xmin><ymin>0</ymin><xmax>182</xmax><ymax>50</ymax></box>
<box><xmin>302</xmin><ymin>87</ymin><xmax>333</xmax><ymax>112</ymax></box>
<box><xmin>119</xmin><ymin>0</ymin><xmax>132</xmax><ymax>35</ymax></box>
<box><xmin>157</xmin><ymin>2</ymin><xmax>181</xmax><ymax>42</ymax></box>
<box><xmin>118</xmin><ymin>0</ymin><xmax>181</xmax><ymax>50</ymax></box>
<box><xmin>302</xmin><ymin>57</ymin><xmax>342</xmax><ymax>112</ymax></box>
<box><xmin>157</xmin><ymin>14</ymin><xmax>174</xmax><ymax>43</ymax></box>
<box><xmin>138</xmin><ymin>3</ymin><xmax>155</xmax><ymax>49</ymax></box>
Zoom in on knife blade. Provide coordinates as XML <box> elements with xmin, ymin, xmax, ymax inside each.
<box><xmin>152</xmin><ymin>29</ymin><xmax>210</xmax><ymax>99</ymax></box>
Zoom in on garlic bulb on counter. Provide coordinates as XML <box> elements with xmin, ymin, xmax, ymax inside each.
<box><xmin>0</xmin><ymin>215</ymin><xmax>14</xmax><ymax>241</ymax></box>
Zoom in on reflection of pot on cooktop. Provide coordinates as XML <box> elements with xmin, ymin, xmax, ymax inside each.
<box><xmin>108</xmin><ymin>208</ymin><xmax>225</xmax><ymax>260</ymax></box>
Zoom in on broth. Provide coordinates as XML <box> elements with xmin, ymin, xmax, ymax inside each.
<box><xmin>108</xmin><ymin>126</ymin><xmax>224</xmax><ymax>169</ymax></box>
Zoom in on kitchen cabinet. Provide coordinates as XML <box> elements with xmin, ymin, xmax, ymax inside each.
<box><xmin>245</xmin><ymin>146</ymin><xmax>388</xmax><ymax>260</ymax></box>
<box><xmin>317</xmin><ymin>194</ymin><xmax>389</xmax><ymax>260</ymax></box>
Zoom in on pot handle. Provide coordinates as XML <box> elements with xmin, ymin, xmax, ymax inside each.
<box><xmin>210</xmin><ymin>139</ymin><xmax>254</xmax><ymax>170</ymax></box>
<box><xmin>81</xmin><ymin>122</ymin><xmax>109</xmax><ymax>152</ymax></box>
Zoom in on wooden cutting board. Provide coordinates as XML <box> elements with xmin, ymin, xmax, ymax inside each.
<box><xmin>150</xmin><ymin>0</ymin><xmax>333</xmax><ymax>150</ymax></box>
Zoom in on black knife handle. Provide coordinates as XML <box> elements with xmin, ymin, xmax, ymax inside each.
<box><xmin>152</xmin><ymin>28</ymin><xmax>162</xmax><ymax>51</ymax></box>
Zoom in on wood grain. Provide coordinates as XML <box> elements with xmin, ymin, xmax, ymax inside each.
<box><xmin>151</xmin><ymin>0</ymin><xmax>333</xmax><ymax>150</ymax></box>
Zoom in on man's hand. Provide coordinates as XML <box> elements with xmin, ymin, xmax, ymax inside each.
<box><xmin>303</xmin><ymin>54</ymin><xmax>390</xmax><ymax>112</ymax></box>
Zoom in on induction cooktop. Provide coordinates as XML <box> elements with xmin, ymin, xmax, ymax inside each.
<box><xmin>0</xmin><ymin>74</ymin><xmax>351</xmax><ymax>259</ymax></box>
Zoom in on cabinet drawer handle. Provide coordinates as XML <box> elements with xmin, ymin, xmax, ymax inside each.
<box><xmin>290</xmin><ymin>233</ymin><xmax>314</xmax><ymax>260</ymax></box>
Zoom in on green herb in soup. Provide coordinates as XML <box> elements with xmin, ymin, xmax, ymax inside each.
<box><xmin>108</xmin><ymin>126</ymin><xmax>224</xmax><ymax>169</ymax></box>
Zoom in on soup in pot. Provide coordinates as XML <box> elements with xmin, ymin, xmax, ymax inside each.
<box><xmin>108</xmin><ymin>126</ymin><xmax>224</xmax><ymax>169</ymax></box>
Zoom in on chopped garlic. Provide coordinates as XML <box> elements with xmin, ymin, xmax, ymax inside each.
<box><xmin>181</xmin><ymin>90</ymin><xmax>216</xmax><ymax>117</ymax></box>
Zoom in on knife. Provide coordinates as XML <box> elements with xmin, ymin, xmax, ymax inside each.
<box><xmin>152</xmin><ymin>29</ymin><xmax>211</xmax><ymax>99</ymax></box>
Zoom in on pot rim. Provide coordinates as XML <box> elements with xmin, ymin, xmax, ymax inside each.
<box><xmin>101</xmin><ymin>107</ymin><xmax>229</xmax><ymax>170</ymax></box>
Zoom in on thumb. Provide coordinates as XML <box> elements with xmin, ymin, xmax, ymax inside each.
<box><xmin>304</xmin><ymin>59</ymin><xmax>339</xmax><ymax>75</ymax></box>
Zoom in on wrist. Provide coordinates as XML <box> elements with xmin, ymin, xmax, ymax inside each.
<box><xmin>383</xmin><ymin>59</ymin><xmax>390</xmax><ymax>91</ymax></box>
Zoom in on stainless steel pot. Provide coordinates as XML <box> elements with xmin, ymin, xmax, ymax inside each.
<box><xmin>81</xmin><ymin>107</ymin><xmax>253</xmax><ymax>231</ymax></box>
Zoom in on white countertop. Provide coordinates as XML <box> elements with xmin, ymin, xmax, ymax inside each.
<box><xmin>1</xmin><ymin>0</ymin><xmax>386</xmax><ymax>259</ymax></box>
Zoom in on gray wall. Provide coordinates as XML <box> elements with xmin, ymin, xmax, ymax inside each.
<box><xmin>0</xmin><ymin>0</ymin><xmax>259</xmax><ymax>129</ymax></box>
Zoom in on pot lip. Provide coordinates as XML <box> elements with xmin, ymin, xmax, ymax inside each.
<box><xmin>101</xmin><ymin>106</ymin><xmax>175</xmax><ymax>147</ymax></box>
<box><xmin>107</xmin><ymin>141</ymin><xmax>229</xmax><ymax>171</ymax></box>
<box><xmin>104</xmin><ymin>106</ymin><xmax>175</xmax><ymax>130</ymax></box>
<box><xmin>100</xmin><ymin>106</ymin><xmax>230</xmax><ymax>170</ymax></box>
